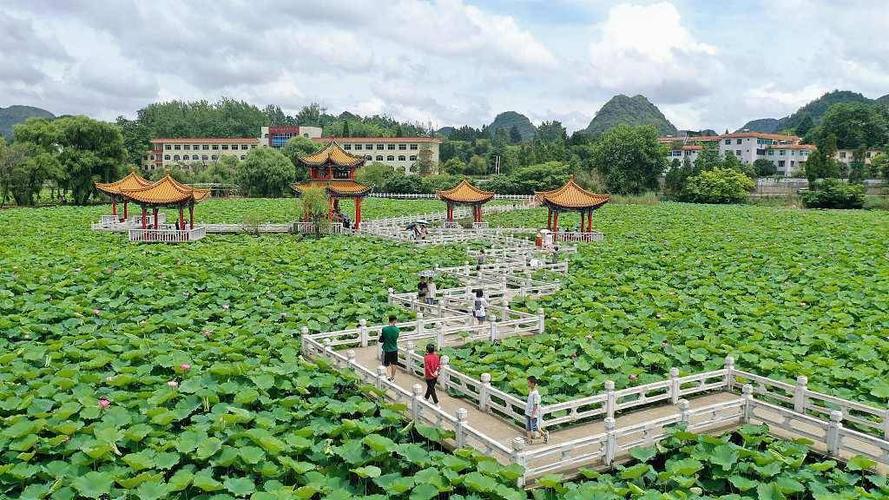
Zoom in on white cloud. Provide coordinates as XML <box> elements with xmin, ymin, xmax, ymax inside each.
<box><xmin>583</xmin><ymin>2</ymin><xmax>721</xmax><ymax>103</ymax></box>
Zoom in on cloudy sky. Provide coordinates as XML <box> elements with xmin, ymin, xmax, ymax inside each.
<box><xmin>3</xmin><ymin>0</ymin><xmax>888</xmax><ymax>132</ymax></box>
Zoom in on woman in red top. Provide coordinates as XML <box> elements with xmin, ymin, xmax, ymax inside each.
<box><xmin>423</xmin><ymin>343</ymin><xmax>441</xmax><ymax>406</ymax></box>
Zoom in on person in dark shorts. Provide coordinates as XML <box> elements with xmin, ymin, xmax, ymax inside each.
<box><xmin>423</xmin><ymin>343</ymin><xmax>441</xmax><ymax>406</ymax></box>
<box><xmin>380</xmin><ymin>315</ymin><xmax>400</xmax><ymax>381</ymax></box>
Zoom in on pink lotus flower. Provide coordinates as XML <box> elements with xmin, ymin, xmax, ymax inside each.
<box><xmin>98</xmin><ymin>398</ymin><xmax>111</xmax><ymax>409</ymax></box>
<box><xmin>167</xmin><ymin>380</ymin><xmax>179</xmax><ymax>388</ymax></box>
<box><xmin>180</xmin><ymin>363</ymin><xmax>191</xmax><ymax>372</ymax></box>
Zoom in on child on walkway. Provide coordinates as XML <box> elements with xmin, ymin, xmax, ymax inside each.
<box><xmin>525</xmin><ymin>375</ymin><xmax>548</xmax><ymax>443</ymax></box>
<box><xmin>423</xmin><ymin>343</ymin><xmax>440</xmax><ymax>406</ymax></box>
<box><xmin>380</xmin><ymin>315</ymin><xmax>400</xmax><ymax>381</ymax></box>
<box><xmin>473</xmin><ymin>289</ymin><xmax>489</xmax><ymax>324</ymax></box>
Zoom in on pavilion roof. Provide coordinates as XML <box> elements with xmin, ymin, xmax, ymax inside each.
<box><xmin>535</xmin><ymin>178</ymin><xmax>610</xmax><ymax>210</ymax></box>
<box><xmin>94</xmin><ymin>171</ymin><xmax>152</xmax><ymax>196</ymax></box>
<box><xmin>120</xmin><ymin>174</ymin><xmax>211</xmax><ymax>205</ymax></box>
<box><xmin>299</xmin><ymin>141</ymin><xmax>365</xmax><ymax>167</ymax></box>
<box><xmin>437</xmin><ymin>179</ymin><xmax>494</xmax><ymax>204</ymax></box>
<box><xmin>292</xmin><ymin>180</ymin><xmax>372</xmax><ymax>198</ymax></box>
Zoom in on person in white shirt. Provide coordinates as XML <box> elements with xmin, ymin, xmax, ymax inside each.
<box><xmin>473</xmin><ymin>289</ymin><xmax>489</xmax><ymax>324</ymax></box>
<box><xmin>524</xmin><ymin>375</ymin><xmax>548</xmax><ymax>442</ymax></box>
<box><xmin>426</xmin><ymin>278</ymin><xmax>437</xmax><ymax>305</ymax></box>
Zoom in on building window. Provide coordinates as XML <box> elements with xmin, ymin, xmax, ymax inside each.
<box><xmin>778</xmin><ymin>160</ymin><xmax>785</xmax><ymax>167</ymax></box>
<box><xmin>164</xmin><ymin>155</ymin><xmax>170</xmax><ymax>160</ymax></box>
<box><xmin>202</xmin><ymin>145</ymin><xmax>209</xmax><ymax>150</ymax></box>
<box><xmin>839</xmin><ymin>151</ymin><xmax>846</xmax><ymax>158</ymax></box>
<box><xmin>184</xmin><ymin>145</ymin><xmax>191</xmax><ymax>150</ymax></box>
<box><xmin>222</xmin><ymin>145</ymin><xmax>229</xmax><ymax>150</ymax></box>
<box><xmin>387</xmin><ymin>144</ymin><xmax>396</xmax><ymax>150</ymax></box>
<box><xmin>192</xmin><ymin>155</ymin><xmax>198</xmax><ymax>160</ymax></box>
<box><xmin>211</xmin><ymin>155</ymin><xmax>218</xmax><ymax>160</ymax></box>
<box><xmin>240</xmin><ymin>155</ymin><xmax>246</xmax><ymax>160</ymax></box>
<box><xmin>174</xmin><ymin>145</ymin><xmax>181</xmax><ymax>150</ymax></box>
<box><xmin>212</xmin><ymin>145</ymin><xmax>219</xmax><ymax>150</ymax></box>
<box><xmin>376</xmin><ymin>155</ymin><xmax>383</xmax><ymax>161</ymax></box>
<box><xmin>398</xmin><ymin>144</ymin><xmax>407</xmax><ymax>150</ymax></box>
<box><xmin>303</xmin><ymin>133</ymin><xmax>309</xmax><ymax>138</ymax></box>
<box><xmin>410</xmin><ymin>144</ymin><xmax>418</xmax><ymax>150</ymax></box>
<box><xmin>398</xmin><ymin>155</ymin><xmax>406</xmax><ymax>161</ymax></box>
<box><xmin>365</xmin><ymin>155</ymin><xmax>372</xmax><ymax>160</ymax></box>
<box><xmin>241</xmin><ymin>145</ymin><xmax>248</xmax><ymax>150</ymax></box>
<box><xmin>387</xmin><ymin>155</ymin><xmax>395</xmax><ymax>161</ymax></box>
<box><xmin>149</xmin><ymin>155</ymin><xmax>154</xmax><ymax>160</ymax></box>
<box><xmin>344</xmin><ymin>144</ymin><xmax>351</xmax><ymax>150</ymax></box>
<box><xmin>736</xmin><ymin>139</ymin><xmax>742</xmax><ymax>144</ymax></box>
<box><xmin>193</xmin><ymin>145</ymin><xmax>199</xmax><ymax>150</ymax></box>
<box><xmin>365</xmin><ymin>144</ymin><xmax>373</xmax><ymax>150</ymax></box>
<box><xmin>202</xmin><ymin>155</ymin><xmax>208</xmax><ymax>161</ymax></box>
<box><xmin>251</xmin><ymin>145</ymin><xmax>256</xmax><ymax>149</ymax></box>
<box><xmin>354</xmin><ymin>144</ymin><xmax>363</xmax><ymax>150</ymax></box>
<box><xmin>724</xmin><ymin>139</ymin><xmax>731</xmax><ymax>145</ymax></box>
<box><xmin>376</xmin><ymin>144</ymin><xmax>384</xmax><ymax>150</ymax></box>
<box><xmin>779</xmin><ymin>150</ymin><xmax>785</xmax><ymax>156</ymax></box>
<box><xmin>735</xmin><ymin>150</ymin><xmax>741</xmax><ymax>156</ymax></box>
<box><xmin>173</xmin><ymin>155</ymin><xmax>180</xmax><ymax>160</ymax></box>
<box><xmin>164</xmin><ymin>144</ymin><xmax>171</xmax><ymax>150</ymax></box>
<box><xmin>409</xmin><ymin>155</ymin><xmax>417</xmax><ymax>161</ymax></box>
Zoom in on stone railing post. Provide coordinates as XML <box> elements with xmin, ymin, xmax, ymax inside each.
<box><xmin>406</xmin><ymin>341</ymin><xmax>416</xmax><ymax>375</ymax></box>
<box><xmin>455</xmin><ymin>408</ymin><xmax>468</xmax><ymax>448</ymax></box>
<box><xmin>376</xmin><ymin>366</ymin><xmax>387</xmax><ymax>390</ymax></box>
<box><xmin>387</xmin><ymin>287</ymin><xmax>395</xmax><ymax>305</ymax></box>
<box><xmin>479</xmin><ymin>373</ymin><xmax>492</xmax><ymax>412</ymax></box>
<box><xmin>511</xmin><ymin>437</ymin><xmax>527</xmax><ymax>487</ymax></box>
<box><xmin>605</xmin><ymin>380</ymin><xmax>616</xmax><ymax>419</ymax></box>
<box><xmin>299</xmin><ymin>326</ymin><xmax>309</xmax><ymax>356</ymax></box>
<box><xmin>724</xmin><ymin>356</ymin><xmax>735</xmax><ymax>391</ymax></box>
<box><xmin>669</xmin><ymin>368</ymin><xmax>680</xmax><ymax>404</ymax></box>
<box><xmin>742</xmin><ymin>384</ymin><xmax>754</xmax><ymax>423</ymax></box>
<box><xmin>440</xmin><ymin>355</ymin><xmax>450</xmax><ymax>388</ymax></box>
<box><xmin>884</xmin><ymin>407</ymin><xmax>889</xmax><ymax>441</ymax></box>
<box><xmin>678</xmin><ymin>399</ymin><xmax>690</xmax><ymax>424</ymax></box>
<box><xmin>323</xmin><ymin>339</ymin><xmax>334</xmax><ymax>361</ymax></box>
<box><xmin>347</xmin><ymin>349</ymin><xmax>356</xmax><ymax>368</ymax></box>
<box><xmin>415</xmin><ymin>313</ymin><xmax>424</xmax><ymax>337</ymax></box>
<box><xmin>463</xmin><ymin>261</ymin><xmax>470</xmax><ymax>276</ymax></box>
<box><xmin>411</xmin><ymin>383</ymin><xmax>423</xmax><ymax>421</ymax></box>
<box><xmin>793</xmin><ymin>375</ymin><xmax>808</xmax><ymax>413</ymax></box>
<box><xmin>826</xmin><ymin>410</ymin><xmax>843</xmax><ymax>456</ymax></box>
<box><xmin>489</xmin><ymin>315</ymin><xmax>498</xmax><ymax>343</ymax></box>
<box><xmin>537</xmin><ymin>308</ymin><xmax>545</xmax><ymax>334</ymax></box>
<box><xmin>358</xmin><ymin>319</ymin><xmax>368</xmax><ymax>348</ymax></box>
<box><xmin>603</xmin><ymin>417</ymin><xmax>616</xmax><ymax>467</ymax></box>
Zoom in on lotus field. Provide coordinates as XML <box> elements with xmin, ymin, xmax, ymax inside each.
<box><xmin>0</xmin><ymin>200</ymin><xmax>887</xmax><ymax>498</ymax></box>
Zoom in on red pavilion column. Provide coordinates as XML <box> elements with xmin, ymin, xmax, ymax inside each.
<box><xmin>552</xmin><ymin>211</ymin><xmax>559</xmax><ymax>234</ymax></box>
<box><xmin>111</xmin><ymin>197</ymin><xmax>117</xmax><ymax>215</ymax></box>
<box><xmin>141</xmin><ymin>206</ymin><xmax>147</xmax><ymax>229</ymax></box>
<box><xmin>189</xmin><ymin>204</ymin><xmax>194</xmax><ymax>229</ymax></box>
<box><xmin>587</xmin><ymin>211</ymin><xmax>593</xmax><ymax>232</ymax></box>
<box><xmin>546</xmin><ymin>208</ymin><xmax>552</xmax><ymax>230</ymax></box>
<box><xmin>123</xmin><ymin>200</ymin><xmax>129</xmax><ymax>221</ymax></box>
<box><xmin>354</xmin><ymin>197</ymin><xmax>362</xmax><ymax>231</ymax></box>
<box><xmin>152</xmin><ymin>208</ymin><xmax>159</xmax><ymax>229</ymax></box>
<box><xmin>178</xmin><ymin>205</ymin><xmax>185</xmax><ymax>230</ymax></box>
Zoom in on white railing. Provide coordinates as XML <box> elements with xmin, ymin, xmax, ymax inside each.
<box><xmin>555</xmin><ymin>231</ymin><xmax>604</xmax><ymax>243</ymax></box>
<box><xmin>128</xmin><ymin>226</ymin><xmax>206</xmax><ymax>243</ymax></box>
<box><xmin>203</xmin><ymin>223</ymin><xmax>292</xmax><ymax>233</ymax></box>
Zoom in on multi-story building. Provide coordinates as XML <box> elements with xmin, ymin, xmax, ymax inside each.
<box><xmin>144</xmin><ymin>138</ymin><xmax>261</xmax><ymax>171</ymax></box>
<box><xmin>260</xmin><ymin>126</ymin><xmax>323</xmax><ymax>148</ymax></box>
<box><xmin>661</xmin><ymin>131</ymin><xmax>813</xmax><ymax>177</ymax></box>
<box><xmin>311</xmin><ymin>136</ymin><xmax>442</xmax><ymax>174</ymax></box>
<box><xmin>834</xmin><ymin>148</ymin><xmax>883</xmax><ymax>166</ymax></box>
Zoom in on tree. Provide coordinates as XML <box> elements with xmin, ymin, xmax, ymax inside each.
<box><xmin>590</xmin><ymin>125</ymin><xmax>664</xmax><ymax>194</ymax></box>
<box><xmin>801</xmin><ymin>179</ymin><xmax>865</xmax><ymax>209</ymax></box>
<box><xmin>869</xmin><ymin>152</ymin><xmax>889</xmax><ymax>181</ymax></box>
<box><xmin>465</xmin><ymin>155</ymin><xmax>488</xmax><ymax>175</ymax></box>
<box><xmin>804</xmin><ymin>135</ymin><xmax>841</xmax><ymax>182</ymax></box>
<box><xmin>492</xmin><ymin>128</ymin><xmax>509</xmax><ymax>148</ymax></box>
<box><xmin>282</xmin><ymin>136</ymin><xmax>320</xmax><ymax>182</ymax></box>
<box><xmin>694</xmin><ymin>143</ymin><xmax>722</xmax><ymax>172</ymax></box>
<box><xmin>381</xmin><ymin>174</ymin><xmax>428</xmax><ymax>194</ymax></box>
<box><xmin>440</xmin><ymin>157</ymin><xmax>465</xmax><ymax>175</ymax></box>
<box><xmin>848</xmin><ymin>147</ymin><xmax>866</xmax><ymax>184</ymax></box>
<box><xmin>812</xmin><ymin>102</ymin><xmax>889</xmax><ymax>149</ymax></box>
<box><xmin>664</xmin><ymin>157</ymin><xmax>690</xmax><ymax>199</ymax></box>
<box><xmin>537</xmin><ymin>121</ymin><xmax>567</xmax><ymax>143</ymax></box>
<box><xmin>415</xmin><ymin>144</ymin><xmax>437</xmax><ymax>176</ymax></box>
<box><xmin>508</xmin><ymin>125</ymin><xmax>522</xmax><ymax>144</ymax></box>
<box><xmin>236</xmin><ymin>148</ymin><xmax>296</xmax><ymax>197</ymax></box>
<box><xmin>296</xmin><ymin>103</ymin><xmax>325</xmax><ymax>126</ymax></box>
<box><xmin>0</xmin><ymin>141</ymin><xmax>60</xmax><ymax>206</ymax></box>
<box><xmin>682</xmin><ymin>168</ymin><xmax>755</xmax><ymax>204</ymax></box>
<box><xmin>195</xmin><ymin>154</ymin><xmax>239</xmax><ymax>184</ymax></box>
<box><xmin>356</xmin><ymin>162</ymin><xmax>397</xmax><ymax>189</ymax></box>
<box><xmin>299</xmin><ymin>187</ymin><xmax>329</xmax><ymax>237</ymax></box>
<box><xmin>795</xmin><ymin>114</ymin><xmax>814</xmax><ymax>137</ymax></box>
<box><xmin>753</xmin><ymin>159</ymin><xmax>777</xmax><ymax>177</ymax></box>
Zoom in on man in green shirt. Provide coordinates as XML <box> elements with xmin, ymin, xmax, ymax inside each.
<box><xmin>380</xmin><ymin>315</ymin><xmax>400</xmax><ymax>381</ymax></box>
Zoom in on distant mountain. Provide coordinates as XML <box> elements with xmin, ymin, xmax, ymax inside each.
<box><xmin>876</xmin><ymin>94</ymin><xmax>889</xmax><ymax>107</ymax></box>
<box><xmin>436</xmin><ymin>126</ymin><xmax>456</xmax><ymax>138</ymax></box>
<box><xmin>487</xmin><ymin>111</ymin><xmax>536</xmax><ymax>142</ymax></box>
<box><xmin>0</xmin><ymin>105</ymin><xmax>55</xmax><ymax>139</ymax></box>
<box><xmin>737</xmin><ymin>90</ymin><xmax>873</xmax><ymax>133</ymax></box>
<box><xmin>585</xmin><ymin>95</ymin><xmax>677</xmax><ymax>137</ymax></box>
<box><xmin>679</xmin><ymin>129</ymin><xmax>718</xmax><ymax>137</ymax></box>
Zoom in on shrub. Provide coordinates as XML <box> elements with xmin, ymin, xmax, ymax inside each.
<box><xmin>682</xmin><ymin>168</ymin><xmax>754</xmax><ymax>204</ymax></box>
<box><xmin>421</xmin><ymin>174</ymin><xmax>462</xmax><ymax>193</ymax></box>
<box><xmin>356</xmin><ymin>162</ymin><xmax>398</xmax><ymax>190</ymax></box>
<box><xmin>236</xmin><ymin>148</ymin><xmax>296</xmax><ymax>197</ymax></box>
<box><xmin>753</xmin><ymin>159</ymin><xmax>777</xmax><ymax>177</ymax></box>
<box><xmin>381</xmin><ymin>174</ymin><xmax>429</xmax><ymax>194</ymax></box>
<box><xmin>801</xmin><ymin>179</ymin><xmax>865</xmax><ymax>209</ymax></box>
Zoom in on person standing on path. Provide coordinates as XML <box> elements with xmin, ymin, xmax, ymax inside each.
<box><xmin>380</xmin><ymin>315</ymin><xmax>400</xmax><ymax>381</ymax></box>
<box><xmin>423</xmin><ymin>343</ymin><xmax>441</xmax><ymax>406</ymax></box>
<box><xmin>476</xmin><ymin>249</ymin><xmax>486</xmax><ymax>271</ymax></box>
<box><xmin>473</xmin><ymin>290</ymin><xmax>489</xmax><ymax>325</ymax></box>
<box><xmin>525</xmin><ymin>375</ymin><xmax>548</xmax><ymax>443</ymax></box>
<box><xmin>417</xmin><ymin>277</ymin><xmax>428</xmax><ymax>304</ymax></box>
<box><xmin>426</xmin><ymin>277</ymin><xmax>437</xmax><ymax>305</ymax></box>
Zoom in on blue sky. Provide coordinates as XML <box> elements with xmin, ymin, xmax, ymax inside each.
<box><xmin>2</xmin><ymin>0</ymin><xmax>888</xmax><ymax>133</ymax></box>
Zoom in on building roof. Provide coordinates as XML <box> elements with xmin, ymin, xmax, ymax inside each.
<box><xmin>150</xmin><ymin>137</ymin><xmax>260</xmax><ymax>144</ymax></box>
<box><xmin>292</xmin><ymin>180</ymin><xmax>372</xmax><ymax>197</ymax></box>
<box><xmin>721</xmin><ymin>132</ymin><xmax>800</xmax><ymax>142</ymax></box>
<box><xmin>311</xmin><ymin>136</ymin><xmax>442</xmax><ymax>144</ymax></box>
<box><xmin>681</xmin><ymin>145</ymin><xmax>703</xmax><ymax>151</ymax></box>
<box><xmin>769</xmin><ymin>144</ymin><xmax>816</xmax><ymax>150</ymax></box>
<box><xmin>120</xmin><ymin>174</ymin><xmax>211</xmax><ymax>205</ymax></box>
<box><xmin>535</xmin><ymin>178</ymin><xmax>610</xmax><ymax>210</ymax></box>
<box><xmin>437</xmin><ymin>179</ymin><xmax>494</xmax><ymax>204</ymax></box>
<box><xmin>299</xmin><ymin>141</ymin><xmax>365</xmax><ymax>167</ymax></box>
<box><xmin>94</xmin><ymin>170</ymin><xmax>152</xmax><ymax>196</ymax></box>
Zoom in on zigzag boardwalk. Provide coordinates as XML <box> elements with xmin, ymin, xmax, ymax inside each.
<box><xmin>302</xmin><ymin>213</ymin><xmax>889</xmax><ymax>485</ymax></box>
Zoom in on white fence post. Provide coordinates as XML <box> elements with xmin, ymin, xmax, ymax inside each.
<box><xmin>793</xmin><ymin>375</ymin><xmax>808</xmax><ymax>413</ymax></box>
<box><xmin>669</xmin><ymin>368</ymin><xmax>680</xmax><ymax>404</ymax></box>
<box><xmin>463</xmin><ymin>261</ymin><xmax>470</xmax><ymax>276</ymax></box>
<box><xmin>742</xmin><ymin>384</ymin><xmax>754</xmax><ymax>423</ymax></box>
<box><xmin>479</xmin><ymin>373</ymin><xmax>492</xmax><ymax>412</ymax></box>
<box><xmin>347</xmin><ymin>349</ymin><xmax>356</xmax><ymax>368</ymax></box>
<box><xmin>826</xmin><ymin>410</ymin><xmax>843</xmax><ymax>456</ymax></box>
<box><xmin>376</xmin><ymin>366</ymin><xmax>387</xmax><ymax>390</ymax></box>
<box><xmin>678</xmin><ymin>399</ymin><xmax>690</xmax><ymax>424</ymax></box>
<box><xmin>511</xmin><ymin>437</ymin><xmax>527</xmax><ymax>487</ymax></box>
<box><xmin>884</xmin><ymin>407</ymin><xmax>889</xmax><ymax>441</ymax></box>
<box><xmin>387</xmin><ymin>287</ymin><xmax>395</xmax><ymax>305</ymax></box>
<box><xmin>603</xmin><ymin>417</ymin><xmax>616</xmax><ymax>467</ymax></box>
<box><xmin>358</xmin><ymin>319</ymin><xmax>368</xmax><ymax>348</ymax></box>
<box><xmin>605</xmin><ymin>380</ymin><xmax>616</xmax><ymax>419</ymax></box>
<box><xmin>537</xmin><ymin>308</ymin><xmax>545</xmax><ymax>334</ymax></box>
<box><xmin>724</xmin><ymin>356</ymin><xmax>735</xmax><ymax>391</ymax></box>
<box><xmin>489</xmin><ymin>315</ymin><xmax>498</xmax><ymax>342</ymax></box>
<box><xmin>416</xmin><ymin>313</ymin><xmax>424</xmax><ymax>336</ymax></box>
<box><xmin>406</xmin><ymin>341</ymin><xmax>416</xmax><ymax>376</ymax></box>
<box><xmin>299</xmin><ymin>326</ymin><xmax>309</xmax><ymax>356</ymax></box>
<box><xmin>455</xmin><ymin>408</ymin><xmax>468</xmax><ymax>448</ymax></box>
<box><xmin>411</xmin><ymin>383</ymin><xmax>422</xmax><ymax>421</ymax></box>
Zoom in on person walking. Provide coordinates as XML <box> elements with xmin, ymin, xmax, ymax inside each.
<box><xmin>423</xmin><ymin>343</ymin><xmax>441</xmax><ymax>406</ymax></box>
<box><xmin>473</xmin><ymin>289</ymin><xmax>489</xmax><ymax>324</ymax></box>
<box><xmin>417</xmin><ymin>277</ymin><xmax>429</xmax><ymax>304</ymax></box>
<box><xmin>476</xmin><ymin>249</ymin><xmax>486</xmax><ymax>271</ymax></box>
<box><xmin>380</xmin><ymin>315</ymin><xmax>400</xmax><ymax>381</ymax></box>
<box><xmin>525</xmin><ymin>375</ymin><xmax>548</xmax><ymax>443</ymax></box>
<box><xmin>425</xmin><ymin>277</ymin><xmax>437</xmax><ymax>305</ymax></box>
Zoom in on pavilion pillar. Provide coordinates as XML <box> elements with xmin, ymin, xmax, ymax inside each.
<box><xmin>152</xmin><ymin>208</ymin><xmax>159</xmax><ymax>229</ymax></box>
<box><xmin>123</xmin><ymin>200</ymin><xmax>129</xmax><ymax>221</ymax></box>
<box><xmin>354</xmin><ymin>197</ymin><xmax>362</xmax><ymax>231</ymax></box>
<box><xmin>141</xmin><ymin>206</ymin><xmax>147</xmax><ymax>229</ymax></box>
<box><xmin>189</xmin><ymin>204</ymin><xmax>194</xmax><ymax>229</ymax></box>
<box><xmin>546</xmin><ymin>208</ymin><xmax>552</xmax><ymax>230</ymax></box>
<box><xmin>587</xmin><ymin>211</ymin><xmax>593</xmax><ymax>232</ymax></box>
<box><xmin>552</xmin><ymin>211</ymin><xmax>559</xmax><ymax>234</ymax></box>
<box><xmin>328</xmin><ymin>197</ymin><xmax>335</xmax><ymax>221</ymax></box>
<box><xmin>178</xmin><ymin>205</ymin><xmax>185</xmax><ymax>230</ymax></box>
<box><xmin>111</xmin><ymin>198</ymin><xmax>117</xmax><ymax>216</ymax></box>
